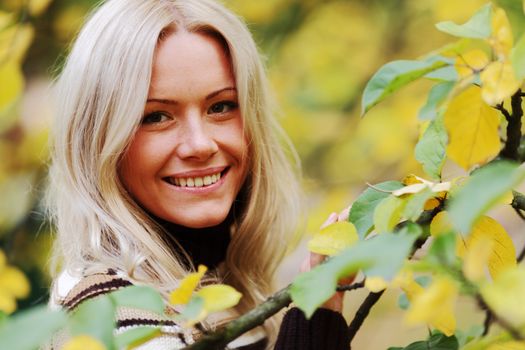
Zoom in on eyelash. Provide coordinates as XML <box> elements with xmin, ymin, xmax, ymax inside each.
<box><xmin>207</xmin><ymin>101</ymin><xmax>238</xmax><ymax>115</ymax></box>
<box><xmin>141</xmin><ymin>112</ymin><xmax>171</xmax><ymax>125</ymax></box>
<box><xmin>141</xmin><ymin>101</ymin><xmax>238</xmax><ymax>125</ymax></box>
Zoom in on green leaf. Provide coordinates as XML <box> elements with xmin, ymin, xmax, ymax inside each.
<box><xmin>291</xmin><ymin>228</ymin><xmax>419</xmax><ymax>318</ymax></box>
<box><xmin>511</xmin><ymin>34</ymin><xmax>525</xmax><ymax>80</ymax></box>
<box><xmin>114</xmin><ymin>326</ymin><xmax>160</xmax><ymax>349</ymax></box>
<box><xmin>0</xmin><ymin>306</ymin><xmax>67</xmax><ymax>350</ymax></box>
<box><xmin>397</xmin><ymin>331</ymin><xmax>459</xmax><ymax>350</ymax></box>
<box><xmin>427</xmin><ymin>232</ymin><xmax>457</xmax><ymax>267</ymax></box>
<box><xmin>455</xmin><ymin>325</ymin><xmax>483</xmax><ymax>347</ymax></box>
<box><xmin>425</xmin><ymin>66</ymin><xmax>458</xmax><ymax>82</ymax></box>
<box><xmin>70</xmin><ymin>295</ymin><xmax>116</xmax><ymax>350</ymax></box>
<box><xmin>435</xmin><ymin>4</ymin><xmax>492</xmax><ymax>39</ymax></box>
<box><xmin>361</xmin><ymin>58</ymin><xmax>449</xmax><ymax>115</ymax></box>
<box><xmin>415</xmin><ymin>117</ymin><xmax>448</xmax><ymax>180</ymax></box>
<box><xmin>349</xmin><ymin>181</ymin><xmax>404</xmax><ymax>239</ymax></box>
<box><xmin>419</xmin><ymin>82</ymin><xmax>455</xmax><ymax>120</ymax></box>
<box><xmin>398</xmin><ymin>293</ymin><xmax>410</xmax><ymax>310</ymax></box>
<box><xmin>403</xmin><ymin>188</ymin><xmax>435</xmax><ymax>221</ymax></box>
<box><xmin>110</xmin><ymin>285</ymin><xmax>164</xmax><ymax>315</ymax></box>
<box><xmin>373</xmin><ymin>195</ymin><xmax>406</xmax><ymax>233</ymax></box>
<box><xmin>448</xmin><ymin>161</ymin><xmax>525</xmax><ymax>233</ymax></box>
<box><xmin>180</xmin><ymin>296</ymin><xmax>204</xmax><ymax>321</ymax></box>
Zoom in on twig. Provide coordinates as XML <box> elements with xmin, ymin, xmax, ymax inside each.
<box><xmin>182</xmin><ymin>287</ymin><xmax>292</xmax><ymax>350</ymax></box>
<box><xmin>348</xmin><ymin>290</ymin><xmax>385</xmax><ymax>346</ymax></box>
<box><xmin>511</xmin><ymin>191</ymin><xmax>525</xmax><ymax>263</ymax></box>
<box><xmin>337</xmin><ymin>280</ymin><xmax>365</xmax><ymax>292</ymax></box>
<box><xmin>511</xmin><ymin>191</ymin><xmax>525</xmax><ymax>212</ymax></box>
<box><xmin>477</xmin><ymin>295</ymin><xmax>524</xmax><ymax>340</ymax></box>
<box><xmin>499</xmin><ymin>90</ymin><xmax>523</xmax><ymax>161</ymax></box>
<box><xmin>513</xmin><ymin>207</ymin><xmax>525</xmax><ymax>221</ymax></box>
<box><xmin>482</xmin><ymin>308</ymin><xmax>492</xmax><ymax>336</ymax></box>
<box><xmin>495</xmin><ymin>103</ymin><xmax>512</xmax><ymax>122</ymax></box>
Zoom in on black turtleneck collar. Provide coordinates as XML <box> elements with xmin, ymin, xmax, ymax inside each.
<box><xmin>155</xmin><ymin>213</ymin><xmax>233</xmax><ymax>270</ymax></box>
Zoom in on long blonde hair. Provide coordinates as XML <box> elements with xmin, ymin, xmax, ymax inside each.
<box><xmin>48</xmin><ymin>0</ymin><xmax>301</xmax><ymax>341</ymax></box>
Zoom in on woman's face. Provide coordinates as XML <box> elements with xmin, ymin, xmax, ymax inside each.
<box><xmin>120</xmin><ymin>31</ymin><xmax>248</xmax><ymax>228</ymax></box>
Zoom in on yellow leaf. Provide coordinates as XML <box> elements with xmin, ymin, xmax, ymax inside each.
<box><xmin>0</xmin><ymin>289</ymin><xmax>16</xmax><ymax>314</ymax></box>
<box><xmin>196</xmin><ymin>284</ymin><xmax>242</xmax><ymax>313</ymax></box>
<box><xmin>455</xmin><ymin>49</ymin><xmax>490</xmax><ymax>78</ymax></box>
<box><xmin>0</xmin><ymin>11</ymin><xmax>14</xmax><ymax>29</ymax></box>
<box><xmin>29</xmin><ymin>0</ymin><xmax>53</xmax><ymax>16</ymax></box>
<box><xmin>0</xmin><ymin>24</ymin><xmax>34</xmax><ymax>63</ymax></box>
<box><xmin>480</xmin><ymin>61</ymin><xmax>521</xmax><ymax>106</ymax></box>
<box><xmin>463</xmin><ymin>236</ymin><xmax>493</xmax><ymax>282</ymax></box>
<box><xmin>170</xmin><ymin>265</ymin><xmax>207</xmax><ymax>305</ymax></box>
<box><xmin>481</xmin><ymin>266</ymin><xmax>525</xmax><ymax>327</ymax></box>
<box><xmin>0</xmin><ymin>249</ymin><xmax>6</xmax><ymax>271</ymax></box>
<box><xmin>457</xmin><ymin>216</ymin><xmax>516</xmax><ymax>279</ymax></box>
<box><xmin>402</xmin><ymin>174</ymin><xmax>432</xmax><ymax>186</ymax></box>
<box><xmin>308</xmin><ymin>221</ymin><xmax>358</xmax><ymax>256</ymax></box>
<box><xmin>424</xmin><ymin>198</ymin><xmax>441</xmax><ymax>211</ymax></box>
<box><xmin>487</xmin><ymin>341</ymin><xmax>525</xmax><ymax>350</ymax></box>
<box><xmin>430</xmin><ymin>211</ymin><xmax>455</xmax><ymax>236</ymax></box>
<box><xmin>405</xmin><ymin>277</ymin><xmax>457</xmax><ymax>336</ymax></box>
<box><xmin>0</xmin><ymin>60</ymin><xmax>23</xmax><ymax>117</ymax></box>
<box><xmin>365</xmin><ymin>276</ymin><xmax>388</xmax><ymax>292</ymax></box>
<box><xmin>62</xmin><ymin>335</ymin><xmax>106</xmax><ymax>350</ymax></box>
<box><xmin>444</xmin><ymin>86</ymin><xmax>500</xmax><ymax>170</ymax></box>
<box><xmin>0</xmin><ymin>266</ymin><xmax>30</xmax><ymax>299</ymax></box>
<box><xmin>373</xmin><ymin>195</ymin><xmax>406</xmax><ymax>233</ymax></box>
<box><xmin>491</xmin><ymin>8</ymin><xmax>513</xmax><ymax>59</ymax></box>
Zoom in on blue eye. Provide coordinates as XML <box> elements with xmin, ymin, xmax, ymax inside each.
<box><xmin>207</xmin><ymin>101</ymin><xmax>238</xmax><ymax>114</ymax></box>
<box><xmin>142</xmin><ymin>112</ymin><xmax>170</xmax><ymax>124</ymax></box>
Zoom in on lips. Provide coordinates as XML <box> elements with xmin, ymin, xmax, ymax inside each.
<box><xmin>163</xmin><ymin>167</ymin><xmax>228</xmax><ymax>188</ymax></box>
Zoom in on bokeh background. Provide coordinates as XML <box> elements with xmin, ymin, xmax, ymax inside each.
<box><xmin>1</xmin><ymin>0</ymin><xmax>524</xmax><ymax>348</ymax></box>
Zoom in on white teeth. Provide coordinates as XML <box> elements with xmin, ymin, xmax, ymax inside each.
<box><xmin>194</xmin><ymin>177</ymin><xmax>204</xmax><ymax>187</ymax></box>
<box><xmin>168</xmin><ymin>171</ymin><xmax>222</xmax><ymax>188</ymax></box>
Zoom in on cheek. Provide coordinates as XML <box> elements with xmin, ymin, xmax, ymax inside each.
<box><xmin>119</xmin><ymin>134</ymin><xmax>160</xmax><ymax>185</ymax></box>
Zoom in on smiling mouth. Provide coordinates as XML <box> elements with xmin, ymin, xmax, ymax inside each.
<box><xmin>163</xmin><ymin>168</ymin><xmax>228</xmax><ymax>188</ymax></box>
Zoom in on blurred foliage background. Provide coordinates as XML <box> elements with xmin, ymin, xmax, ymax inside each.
<box><xmin>0</xmin><ymin>0</ymin><xmax>524</xmax><ymax>348</ymax></box>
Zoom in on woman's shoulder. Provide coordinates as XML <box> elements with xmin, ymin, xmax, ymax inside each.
<box><xmin>53</xmin><ymin>269</ymin><xmax>133</xmax><ymax>311</ymax></box>
<box><xmin>50</xmin><ymin>269</ymin><xmax>193</xmax><ymax>350</ymax></box>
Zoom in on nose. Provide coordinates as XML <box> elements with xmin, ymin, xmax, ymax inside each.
<box><xmin>176</xmin><ymin>114</ymin><xmax>218</xmax><ymax>161</ymax></box>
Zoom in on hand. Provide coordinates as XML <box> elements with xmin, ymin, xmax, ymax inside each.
<box><xmin>300</xmin><ymin>207</ymin><xmax>355</xmax><ymax>313</ymax></box>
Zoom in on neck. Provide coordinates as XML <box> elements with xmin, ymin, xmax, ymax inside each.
<box><xmin>155</xmin><ymin>214</ymin><xmax>233</xmax><ymax>270</ymax></box>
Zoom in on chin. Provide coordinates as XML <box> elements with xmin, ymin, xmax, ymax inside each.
<box><xmin>169</xmin><ymin>213</ymin><xmax>229</xmax><ymax>229</ymax></box>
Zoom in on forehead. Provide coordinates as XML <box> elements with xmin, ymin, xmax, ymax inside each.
<box><xmin>148</xmin><ymin>31</ymin><xmax>235</xmax><ymax>97</ymax></box>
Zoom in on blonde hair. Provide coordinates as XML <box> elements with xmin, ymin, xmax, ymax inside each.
<box><xmin>47</xmin><ymin>0</ymin><xmax>301</xmax><ymax>343</ymax></box>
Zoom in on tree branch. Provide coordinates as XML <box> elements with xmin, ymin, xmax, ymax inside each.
<box><xmin>499</xmin><ymin>90</ymin><xmax>523</xmax><ymax>161</ymax></box>
<box><xmin>511</xmin><ymin>191</ymin><xmax>525</xmax><ymax>263</ymax></box>
<box><xmin>348</xmin><ymin>290</ymin><xmax>385</xmax><ymax>346</ymax></box>
<box><xmin>182</xmin><ymin>287</ymin><xmax>292</xmax><ymax>350</ymax></box>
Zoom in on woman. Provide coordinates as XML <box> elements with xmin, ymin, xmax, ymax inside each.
<box><xmin>47</xmin><ymin>0</ymin><xmax>349</xmax><ymax>348</ymax></box>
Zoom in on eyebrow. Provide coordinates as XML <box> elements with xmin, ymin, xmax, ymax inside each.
<box><xmin>146</xmin><ymin>87</ymin><xmax>237</xmax><ymax>105</ymax></box>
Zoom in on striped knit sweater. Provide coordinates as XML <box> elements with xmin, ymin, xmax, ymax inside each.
<box><xmin>50</xmin><ymin>270</ymin><xmax>268</xmax><ymax>349</ymax></box>
<box><xmin>50</xmin><ymin>269</ymin><xmax>350</xmax><ymax>349</ymax></box>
